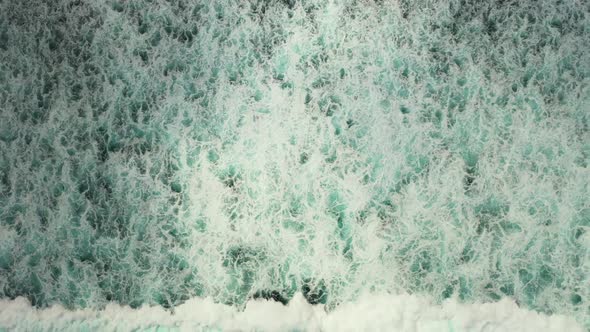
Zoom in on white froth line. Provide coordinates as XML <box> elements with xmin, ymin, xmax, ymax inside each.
<box><xmin>0</xmin><ymin>293</ymin><xmax>584</xmax><ymax>332</ymax></box>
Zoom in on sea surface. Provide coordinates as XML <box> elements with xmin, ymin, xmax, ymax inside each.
<box><xmin>0</xmin><ymin>0</ymin><xmax>588</xmax><ymax>330</ymax></box>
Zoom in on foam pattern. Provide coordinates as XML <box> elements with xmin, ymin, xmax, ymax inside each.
<box><xmin>0</xmin><ymin>0</ymin><xmax>588</xmax><ymax>328</ymax></box>
<box><xmin>0</xmin><ymin>293</ymin><xmax>585</xmax><ymax>331</ymax></box>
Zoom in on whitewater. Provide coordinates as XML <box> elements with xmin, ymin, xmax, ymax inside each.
<box><xmin>0</xmin><ymin>0</ymin><xmax>588</xmax><ymax>331</ymax></box>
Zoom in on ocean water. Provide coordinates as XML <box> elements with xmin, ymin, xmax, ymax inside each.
<box><xmin>0</xmin><ymin>0</ymin><xmax>588</xmax><ymax>330</ymax></box>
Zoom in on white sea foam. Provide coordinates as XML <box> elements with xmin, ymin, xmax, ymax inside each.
<box><xmin>0</xmin><ymin>0</ymin><xmax>588</xmax><ymax>330</ymax></box>
<box><xmin>0</xmin><ymin>293</ymin><xmax>584</xmax><ymax>332</ymax></box>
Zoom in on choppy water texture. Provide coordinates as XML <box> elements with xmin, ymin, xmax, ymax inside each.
<box><xmin>0</xmin><ymin>0</ymin><xmax>589</xmax><ymax>328</ymax></box>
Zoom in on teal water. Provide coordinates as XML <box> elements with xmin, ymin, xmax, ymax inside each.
<box><xmin>0</xmin><ymin>0</ymin><xmax>588</xmax><ymax>328</ymax></box>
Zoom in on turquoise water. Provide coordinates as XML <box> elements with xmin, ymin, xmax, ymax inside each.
<box><xmin>0</xmin><ymin>0</ymin><xmax>588</xmax><ymax>329</ymax></box>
